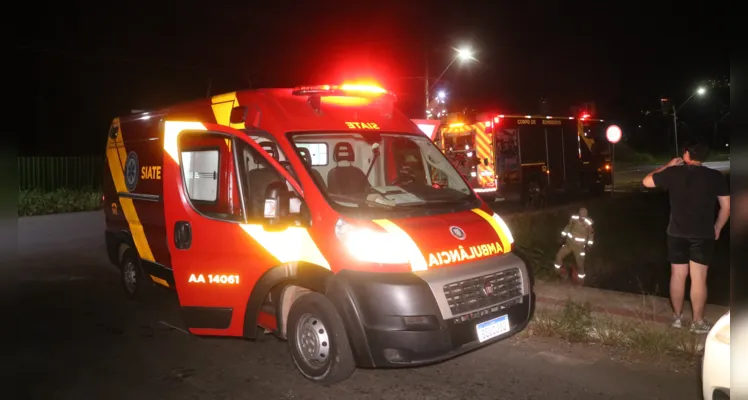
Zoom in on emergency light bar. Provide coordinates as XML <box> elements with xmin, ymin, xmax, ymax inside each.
<box><xmin>292</xmin><ymin>84</ymin><xmax>396</xmax><ymax>100</ymax></box>
<box><xmin>294</xmin><ymin>83</ymin><xmax>397</xmax><ymax>117</ymax></box>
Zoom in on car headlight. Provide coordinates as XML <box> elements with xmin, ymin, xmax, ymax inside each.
<box><xmin>335</xmin><ymin>219</ymin><xmax>410</xmax><ymax>264</ymax></box>
<box><xmin>491</xmin><ymin>212</ymin><xmax>514</xmax><ymax>244</ymax></box>
<box><xmin>711</xmin><ymin>312</ymin><xmax>730</xmax><ymax>345</ymax></box>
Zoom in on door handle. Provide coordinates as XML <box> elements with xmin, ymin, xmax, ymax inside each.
<box><xmin>174</xmin><ymin>221</ymin><xmax>192</xmax><ymax>250</ymax></box>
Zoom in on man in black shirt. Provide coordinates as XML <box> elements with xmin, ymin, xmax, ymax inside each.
<box><xmin>642</xmin><ymin>142</ymin><xmax>730</xmax><ymax>333</ymax></box>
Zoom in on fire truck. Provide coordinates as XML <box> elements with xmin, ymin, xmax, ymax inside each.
<box><xmin>104</xmin><ymin>83</ymin><xmax>532</xmax><ymax>384</ymax></box>
<box><xmin>431</xmin><ymin>111</ymin><xmax>611</xmax><ymax>201</ymax></box>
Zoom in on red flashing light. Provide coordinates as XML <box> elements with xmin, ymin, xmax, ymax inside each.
<box><xmin>292</xmin><ymin>83</ymin><xmax>391</xmax><ymax>97</ymax></box>
<box><xmin>484</xmin><ymin>120</ymin><xmax>492</xmax><ymax>127</ymax></box>
<box><xmin>340</xmin><ymin>83</ymin><xmax>387</xmax><ymax>93</ymax></box>
<box><xmin>580</xmin><ymin>113</ymin><xmax>590</xmax><ymax>120</ymax></box>
<box><xmin>493</xmin><ymin>116</ymin><xmax>501</xmax><ymax>123</ymax></box>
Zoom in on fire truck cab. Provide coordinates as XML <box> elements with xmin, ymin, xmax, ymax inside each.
<box><xmin>103</xmin><ymin>84</ymin><xmax>532</xmax><ymax>384</ymax></box>
<box><xmin>433</xmin><ymin>111</ymin><xmax>611</xmax><ymax>203</ymax></box>
<box><xmin>435</xmin><ymin>112</ymin><xmax>498</xmax><ymax>196</ymax></box>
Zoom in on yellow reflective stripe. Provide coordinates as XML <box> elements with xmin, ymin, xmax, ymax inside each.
<box><xmin>211</xmin><ymin>92</ymin><xmax>246</xmax><ymax>129</ymax></box>
<box><xmin>106</xmin><ymin>120</ymin><xmax>156</xmax><ymax>263</ymax></box>
<box><xmin>150</xmin><ymin>275</ymin><xmax>169</xmax><ymax>287</ymax></box>
<box><xmin>471</xmin><ymin>208</ymin><xmax>511</xmax><ymax>250</ymax></box>
<box><xmin>240</xmin><ymin>224</ymin><xmax>330</xmax><ymax>270</ymax></box>
<box><xmin>372</xmin><ymin>219</ymin><xmax>428</xmax><ymax>272</ymax></box>
<box><xmin>164</xmin><ymin>121</ymin><xmax>207</xmax><ymax>164</ymax></box>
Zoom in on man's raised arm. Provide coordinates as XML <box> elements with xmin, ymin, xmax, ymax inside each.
<box><xmin>642</xmin><ymin>158</ymin><xmax>683</xmax><ymax>188</ymax></box>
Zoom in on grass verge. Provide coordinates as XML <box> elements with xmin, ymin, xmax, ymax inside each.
<box><xmin>524</xmin><ymin>300</ymin><xmax>704</xmax><ymax>357</ymax></box>
<box><xmin>19</xmin><ymin>188</ymin><xmax>103</xmax><ymax>216</ymax></box>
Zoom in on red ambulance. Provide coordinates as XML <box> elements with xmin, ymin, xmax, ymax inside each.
<box><xmin>103</xmin><ymin>83</ymin><xmax>532</xmax><ymax>384</ymax></box>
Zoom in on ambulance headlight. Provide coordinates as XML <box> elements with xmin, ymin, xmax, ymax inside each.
<box><xmin>491</xmin><ymin>212</ymin><xmax>514</xmax><ymax>244</ymax></box>
<box><xmin>335</xmin><ymin>219</ymin><xmax>410</xmax><ymax>264</ymax></box>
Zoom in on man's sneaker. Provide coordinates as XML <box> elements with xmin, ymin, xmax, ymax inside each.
<box><xmin>690</xmin><ymin>319</ymin><xmax>712</xmax><ymax>334</ymax></box>
<box><xmin>671</xmin><ymin>314</ymin><xmax>683</xmax><ymax>329</ymax></box>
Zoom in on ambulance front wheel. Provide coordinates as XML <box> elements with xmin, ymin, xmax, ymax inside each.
<box><xmin>120</xmin><ymin>247</ymin><xmax>151</xmax><ymax>301</ymax></box>
<box><xmin>287</xmin><ymin>292</ymin><xmax>355</xmax><ymax>385</ymax></box>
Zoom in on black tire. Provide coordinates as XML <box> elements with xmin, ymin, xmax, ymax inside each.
<box><xmin>286</xmin><ymin>292</ymin><xmax>355</xmax><ymax>385</ymax></box>
<box><xmin>120</xmin><ymin>247</ymin><xmax>152</xmax><ymax>302</ymax></box>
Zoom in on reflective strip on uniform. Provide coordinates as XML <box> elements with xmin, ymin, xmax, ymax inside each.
<box><xmin>571</xmin><ymin>215</ymin><xmax>580</xmax><ymax>219</ymax></box>
<box><xmin>578</xmin><ymin>273</ymin><xmax>586</xmax><ymax>279</ymax></box>
<box><xmin>574</xmin><ymin>238</ymin><xmax>586</xmax><ymax>242</ymax></box>
<box><xmin>580</xmin><ymin>252</ymin><xmax>586</xmax><ymax>256</ymax></box>
<box><xmin>587</xmin><ymin>240</ymin><xmax>594</xmax><ymax>245</ymax></box>
<box><xmin>554</xmin><ymin>264</ymin><xmax>561</xmax><ymax>269</ymax></box>
<box><xmin>584</xmin><ymin>218</ymin><xmax>593</xmax><ymax>225</ymax></box>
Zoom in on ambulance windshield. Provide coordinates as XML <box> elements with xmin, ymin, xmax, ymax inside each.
<box><xmin>291</xmin><ymin>132</ymin><xmax>476</xmax><ymax>213</ymax></box>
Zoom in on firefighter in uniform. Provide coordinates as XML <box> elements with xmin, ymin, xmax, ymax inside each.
<box><xmin>554</xmin><ymin>207</ymin><xmax>595</xmax><ymax>285</ymax></box>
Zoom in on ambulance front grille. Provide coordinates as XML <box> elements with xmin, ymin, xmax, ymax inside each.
<box><xmin>443</xmin><ymin>268</ymin><xmax>523</xmax><ymax>315</ymax></box>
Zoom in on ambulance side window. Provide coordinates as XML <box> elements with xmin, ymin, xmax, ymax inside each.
<box><xmin>182</xmin><ymin>150</ymin><xmax>219</xmax><ymax>202</ymax></box>
<box><xmin>179</xmin><ymin>132</ymin><xmax>243</xmax><ymax>221</ymax></box>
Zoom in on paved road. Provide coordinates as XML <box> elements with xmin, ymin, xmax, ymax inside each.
<box><xmin>5</xmin><ymin>212</ymin><xmax>703</xmax><ymax>399</ymax></box>
<box><xmin>614</xmin><ymin>160</ymin><xmax>730</xmax><ymax>186</ymax></box>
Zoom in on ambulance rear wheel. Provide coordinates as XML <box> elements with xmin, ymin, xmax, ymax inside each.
<box><xmin>287</xmin><ymin>292</ymin><xmax>355</xmax><ymax>385</ymax></box>
<box><xmin>120</xmin><ymin>247</ymin><xmax>150</xmax><ymax>301</ymax></box>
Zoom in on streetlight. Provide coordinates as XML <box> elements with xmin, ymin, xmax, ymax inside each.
<box><xmin>456</xmin><ymin>48</ymin><xmax>476</xmax><ymax>62</ymax></box>
<box><xmin>425</xmin><ymin>46</ymin><xmax>476</xmax><ymax>117</ymax></box>
<box><xmin>672</xmin><ymin>86</ymin><xmax>706</xmax><ymax>156</ymax></box>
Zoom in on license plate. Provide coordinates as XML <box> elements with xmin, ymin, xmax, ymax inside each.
<box><xmin>476</xmin><ymin>314</ymin><xmax>510</xmax><ymax>342</ymax></box>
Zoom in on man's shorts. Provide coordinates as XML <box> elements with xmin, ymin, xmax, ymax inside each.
<box><xmin>667</xmin><ymin>235</ymin><xmax>715</xmax><ymax>265</ymax></box>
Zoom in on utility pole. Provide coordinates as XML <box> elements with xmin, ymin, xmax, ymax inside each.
<box><xmin>424</xmin><ymin>48</ymin><xmax>430</xmax><ymax>118</ymax></box>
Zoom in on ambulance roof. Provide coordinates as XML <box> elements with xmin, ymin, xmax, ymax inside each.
<box><xmin>117</xmin><ymin>84</ymin><xmax>423</xmax><ymax>140</ymax></box>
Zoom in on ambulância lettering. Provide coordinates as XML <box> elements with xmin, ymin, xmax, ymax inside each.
<box><xmin>427</xmin><ymin>242</ymin><xmax>504</xmax><ymax>267</ymax></box>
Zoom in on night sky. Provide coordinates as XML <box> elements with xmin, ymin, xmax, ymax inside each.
<box><xmin>16</xmin><ymin>1</ymin><xmax>729</xmax><ymax>156</ymax></box>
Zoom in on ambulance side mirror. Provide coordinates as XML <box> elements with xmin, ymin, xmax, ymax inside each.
<box><xmin>230</xmin><ymin>106</ymin><xmax>248</xmax><ymax>124</ymax></box>
<box><xmin>263</xmin><ymin>181</ymin><xmax>290</xmax><ymax>226</ymax></box>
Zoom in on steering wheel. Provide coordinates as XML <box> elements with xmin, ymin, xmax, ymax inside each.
<box><xmin>392</xmin><ymin>166</ymin><xmax>416</xmax><ymax>186</ymax></box>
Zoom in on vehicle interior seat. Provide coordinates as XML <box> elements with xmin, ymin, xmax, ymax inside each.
<box><xmin>326</xmin><ymin>142</ymin><xmax>370</xmax><ymax>197</ymax></box>
<box><xmin>247</xmin><ymin>141</ymin><xmax>283</xmax><ymax>217</ymax></box>
<box><xmin>297</xmin><ymin>147</ymin><xmax>326</xmax><ymax>189</ymax></box>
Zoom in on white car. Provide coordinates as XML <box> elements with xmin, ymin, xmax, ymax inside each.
<box><xmin>703</xmin><ymin>311</ymin><xmax>730</xmax><ymax>399</ymax></box>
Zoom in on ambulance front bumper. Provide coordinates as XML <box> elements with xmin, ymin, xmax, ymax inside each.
<box><xmin>326</xmin><ymin>252</ymin><xmax>533</xmax><ymax>368</ymax></box>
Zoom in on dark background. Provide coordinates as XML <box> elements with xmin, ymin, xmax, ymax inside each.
<box><xmin>14</xmin><ymin>1</ymin><xmax>729</xmax><ymax>156</ymax></box>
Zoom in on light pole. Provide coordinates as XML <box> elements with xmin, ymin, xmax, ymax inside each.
<box><xmin>672</xmin><ymin>86</ymin><xmax>706</xmax><ymax>156</ymax></box>
<box><xmin>425</xmin><ymin>47</ymin><xmax>476</xmax><ymax>117</ymax></box>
